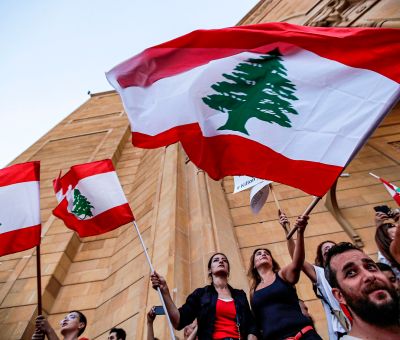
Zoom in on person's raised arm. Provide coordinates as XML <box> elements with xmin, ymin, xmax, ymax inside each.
<box><xmin>150</xmin><ymin>271</ymin><xmax>180</xmax><ymax>328</ymax></box>
<box><xmin>280</xmin><ymin>212</ymin><xmax>317</xmax><ymax>282</ymax></box>
<box><xmin>34</xmin><ymin>316</ymin><xmax>60</xmax><ymax>340</ymax></box>
<box><xmin>279</xmin><ymin>215</ymin><xmax>308</xmax><ymax>285</ymax></box>
<box><xmin>147</xmin><ymin>307</ymin><xmax>156</xmax><ymax>340</ymax></box>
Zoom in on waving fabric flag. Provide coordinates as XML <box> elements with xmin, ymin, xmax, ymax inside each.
<box><xmin>106</xmin><ymin>22</ymin><xmax>400</xmax><ymax>197</ymax></box>
<box><xmin>370</xmin><ymin>173</ymin><xmax>400</xmax><ymax>206</ymax></box>
<box><xmin>52</xmin><ymin>159</ymin><xmax>134</xmax><ymax>237</ymax></box>
<box><xmin>0</xmin><ymin>162</ymin><xmax>41</xmax><ymax>256</ymax></box>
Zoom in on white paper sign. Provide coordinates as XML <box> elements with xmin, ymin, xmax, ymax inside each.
<box><xmin>233</xmin><ymin>176</ymin><xmax>265</xmax><ymax>193</ymax></box>
<box><xmin>250</xmin><ymin>180</ymin><xmax>272</xmax><ymax>214</ymax></box>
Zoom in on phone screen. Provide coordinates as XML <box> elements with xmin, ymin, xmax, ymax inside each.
<box><xmin>154</xmin><ymin>306</ymin><xmax>165</xmax><ymax>315</ymax></box>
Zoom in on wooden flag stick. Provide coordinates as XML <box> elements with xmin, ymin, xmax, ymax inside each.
<box><xmin>286</xmin><ymin>196</ymin><xmax>321</xmax><ymax>240</ymax></box>
<box><xmin>36</xmin><ymin>245</ymin><xmax>42</xmax><ymax>315</ymax></box>
<box><xmin>269</xmin><ymin>184</ymin><xmax>289</xmax><ymax>234</ymax></box>
<box><xmin>269</xmin><ymin>183</ymin><xmax>281</xmax><ymax>211</ymax></box>
<box><xmin>132</xmin><ymin>221</ymin><xmax>175</xmax><ymax>340</ymax></box>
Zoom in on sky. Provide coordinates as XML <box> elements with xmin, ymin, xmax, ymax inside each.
<box><xmin>0</xmin><ymin>0</ymin><xmax>259</xmax><ymax>167</ymax></box>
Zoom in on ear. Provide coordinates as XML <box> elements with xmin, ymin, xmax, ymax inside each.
<box><xmin>332</xmin><ymin>288</ymin><xmax>346</xmax><ymax>305</ymax></box>
<box><xmin>78</xmin><ymin>322</ymin><xmax>85</xmax><ymax>331</ymax></box>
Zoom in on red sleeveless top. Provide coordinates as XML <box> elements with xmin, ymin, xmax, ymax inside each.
<box><xmin>212</xmin><ymin>298</ymin><xmax>240</xmax><ymax>339</ymax></box>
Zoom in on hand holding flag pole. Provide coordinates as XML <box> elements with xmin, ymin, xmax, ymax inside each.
<box><xmin>132</xmin><ymin>221</ymin><xmax>176</xmax><ymax>339</ymax></box>
<box><xmin>286</xmin><ymin>196</ymin><xmax>321</xmax><ymax>240</ymax></box>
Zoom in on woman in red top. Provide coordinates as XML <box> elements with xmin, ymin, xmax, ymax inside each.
<box><xmin>151</xmin><ymin>252</ymin><xmax>258</xmax><ymax>339</ymax></box>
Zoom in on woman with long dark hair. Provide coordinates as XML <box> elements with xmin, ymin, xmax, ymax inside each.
<box><xmin>150</xmin><ymin>252</ymin><xmax>258</xmax><ymax>340</ymax></box>
<box><xmin>375</xmin><ymin>221</ymin><xmax>400</xmax><ymax>279</ymax></box>
<box><xmin>248</xmin><ymin>215</ymin><xmax>322</xmax><ymax>340</ymax></box>
<box><xmin>280</xmin><ymin>212</ymin><xmax>350</xmax><ymax>340</ymax></box>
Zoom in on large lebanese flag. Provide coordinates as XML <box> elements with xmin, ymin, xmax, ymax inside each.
<box><xmin>106</xmin><ymin>23</ymin><xmax>400</xmax><ymax>197</ymax></box>
<box><xmin>0</xmin><ymin>162</ymin><xmax>41</xmax><ymax>256</ymax></box>
<box><xmin>52</xmin><ymin>159</ymin><xmax>134</xmax><ymax>237</ymax></box>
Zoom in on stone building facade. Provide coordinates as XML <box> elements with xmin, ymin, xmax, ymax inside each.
<box><xmin>1</xmin><ymin>1</ymin><xmax>399</xmax><ymax>339</ymax></box>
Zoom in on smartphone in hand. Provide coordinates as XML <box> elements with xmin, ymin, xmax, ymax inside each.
<box><xmin>153</xmin><ymin>306</ymin><xmax>165</xmax><ymax>315</ymax></box>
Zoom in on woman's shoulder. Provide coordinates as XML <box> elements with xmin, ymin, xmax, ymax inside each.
<box><xmin>191</xmin><ymin>285</ymin><xmax>214</xmax><ymax>296</ymax></box>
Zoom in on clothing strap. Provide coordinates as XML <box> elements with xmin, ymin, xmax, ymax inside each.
<box><xmin>313</xmin><ymin>283</ymin><xmax>350</xmax><ymax>332</ymax></box>
<box><xmin>285</xmin><ymin>325</ymin><xmax>314</xmax><ymax>340</ymax></box>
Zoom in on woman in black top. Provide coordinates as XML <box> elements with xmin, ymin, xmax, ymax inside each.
<box><xmin>248</xmin><ymin>215</ymin><xmax>322</xmax><ymax>340</ymax></box>
<box><xmin>151</xmin><ymin>252</ymin><xmax>258</xmax><ymax>340</ymax></box>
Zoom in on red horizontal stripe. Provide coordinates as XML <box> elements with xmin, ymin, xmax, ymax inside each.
<box><xmin>56</xmin><ymin>159</ymin><xmax>115</xmax><ymax>195</ymax></box>
<box><xmin>110</xmin><ymin>23</ymin><xmax>400</xmax><ymax>87</ymax></box>
<box><xmin>0</xmin><ymin>224</ymin><xmax>41</xmax><ymax>257</ymax></box>
<box><xmin>0</xmin><ymin>161</ymin><xmax>40</xmax><ymax>187</ymax></box>
<box><xmin>52</xmin><ymin>202</ymin><xmax>134</xmax><ymax>237</ymax></box>
<box><xmin>132</xmin><ymin>124</ymin><xmax>343</xmax><ymax>197</ymax></box>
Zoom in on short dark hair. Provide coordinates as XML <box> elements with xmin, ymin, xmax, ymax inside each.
<box><xmin>109</xmin><ymin>327</ymin><xmax>126</xmax><ymax>340</ymax></box>
<box><xmin>69</xmin><ymin>310</ymin><xmax>87</xmax><ymax>336</ymax></box>
<box><xmin>324</xmin><ymin>242</ymin><xmax>361</xmax><ymax>288</ymax></box>
<box><xmin>376</xmin><ymin>262</ymin><xmax>395</xmax><ymax>275</ymax></box>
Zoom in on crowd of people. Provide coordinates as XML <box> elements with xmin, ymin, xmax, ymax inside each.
<box><xmin>32</xmin><ymin>206</ymin><xmax>400</xmax><ymax>339</ymax></box>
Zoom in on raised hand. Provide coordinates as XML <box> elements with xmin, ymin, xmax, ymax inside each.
<box><xmin>150</xmin><ymin>271</ymin><xmax>168</xmax><ymax>293</ymax></box>
<box><xmin>294</xmin><ymin>215</ymin><xmax>309</xmax><ymax>234</ymax></box>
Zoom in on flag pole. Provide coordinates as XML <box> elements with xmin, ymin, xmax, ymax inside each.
<box><xmin>132</xmin><ymin>221</ymin><xmax>175</xmax><ymax>340</ymax></box>
<box><xmin>269</xmin><ymin>184</ymin><xmax>289</xmax><ymax>234</ymax></box>
<box><xmin>269</xmin><ymin>184</ymin><xmax>281</xmax><ymax>211</ymax></box>
<box><xmin>286</xmin><ymin>196</ymin><xmax>321</xmax><ymax>240</ymax></box>
<box><xmin>369</xmin><ymin>172</ymin><xmax>380</xmax><ymax>180</ymax></box>
<box><xmin>36</xmin><ymin>245</ymin><xmax>42</xmax><ymax>315</ymax></box>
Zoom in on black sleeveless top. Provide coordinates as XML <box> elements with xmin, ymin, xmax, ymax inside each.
<box><xmin>252</xmin><ymin>274</ymin><xmax>313</xmax><ymax>339</ymax></box>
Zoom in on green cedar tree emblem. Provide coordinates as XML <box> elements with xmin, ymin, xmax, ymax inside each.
<box><xmin>202</xmin><ymin>48</ymin><xmax>299</xmax><ymax>135</ymax></box>
<box><xmin>71</xmin><ymin>189</ymin><xmax>94</xmax><ymax>220</ymax></box>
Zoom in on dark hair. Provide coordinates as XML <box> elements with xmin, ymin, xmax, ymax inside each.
<box><xmin>207</xmin><ymin>252</ymin><xmax>230</xmax><ymax>281</ymax></box>
<box><xmin>247</xmin><ymin>248</ymin><xmax>281</xmax><ymax>297</ymax></box>
<box><xmin>375</xmin><ymin>223</ymin><xmax>400</xmax><ymax>272</ymax></box>
<box><xmin>69</xmin><ymin>310</ymin><xmax>87</xmax><ymax>336</ymax></box>
<box><xmin>376</xmin><ymin>262</ymin><xmax>395</xmax><ymax>275</ymax></box>
<box><xmin>109</xmin><ymin>327</ymin><xmax>126</xmax><ymax>340</ymax></box>
<box><xmin>314</xmin><ymin>240</ymin><xmax>336</xmax><ymax>267</ymax></box>
<box><xmin>324</xmin><ymin>242</ymin><xmax>361</xmax><ymax>288</ymax></box>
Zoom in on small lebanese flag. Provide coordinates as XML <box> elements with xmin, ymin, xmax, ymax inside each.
<box><xmin>370</xmin><ymin>173</ymin><xmax>400</xmax><ymax>206</ymax></box>
<box><xmin>106</xmin><ymin>22</ymin><xmax>400</xmax><ymax>197</ymax></box>
<box><xmin>52</xmin><ymin>159</ymin><xmax>134</xmax><ymax>237</ymax></box>
<box><xmin>0</xmin><ymin>161</ymin><xmax>41</xmax><ymax>257</ymax></box>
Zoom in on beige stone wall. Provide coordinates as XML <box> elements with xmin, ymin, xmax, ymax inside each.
<box><xmin>1</xmin><ymin>1</ymin><xmax>399</xmax><ymax>339</ymax></box>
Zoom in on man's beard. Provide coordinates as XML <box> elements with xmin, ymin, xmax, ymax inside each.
<box><xmin>342</xmin><ymin>282</ymin><xmax>399</xmax><ymax>327</ymax></box>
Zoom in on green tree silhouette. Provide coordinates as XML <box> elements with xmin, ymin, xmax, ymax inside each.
<box><xmin>202</xmin><ymin>48</ymin><xmax>298</xmax><ymax>135</ymax></box>
<box><xmin>71</xmin><ymin>189</ymin><xmax>94</xmax><ymax>220</ymax></box>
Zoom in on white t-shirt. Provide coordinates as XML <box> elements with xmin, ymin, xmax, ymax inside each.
<box><xmin>340</xmin><ymin>335</ymin><xmax>362</xmax><ymax>340</ymax></box>
<box><xmin>314</xmin><ymin>265</ymin><xmax>350</xmax><ymax>339</ymax></box>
